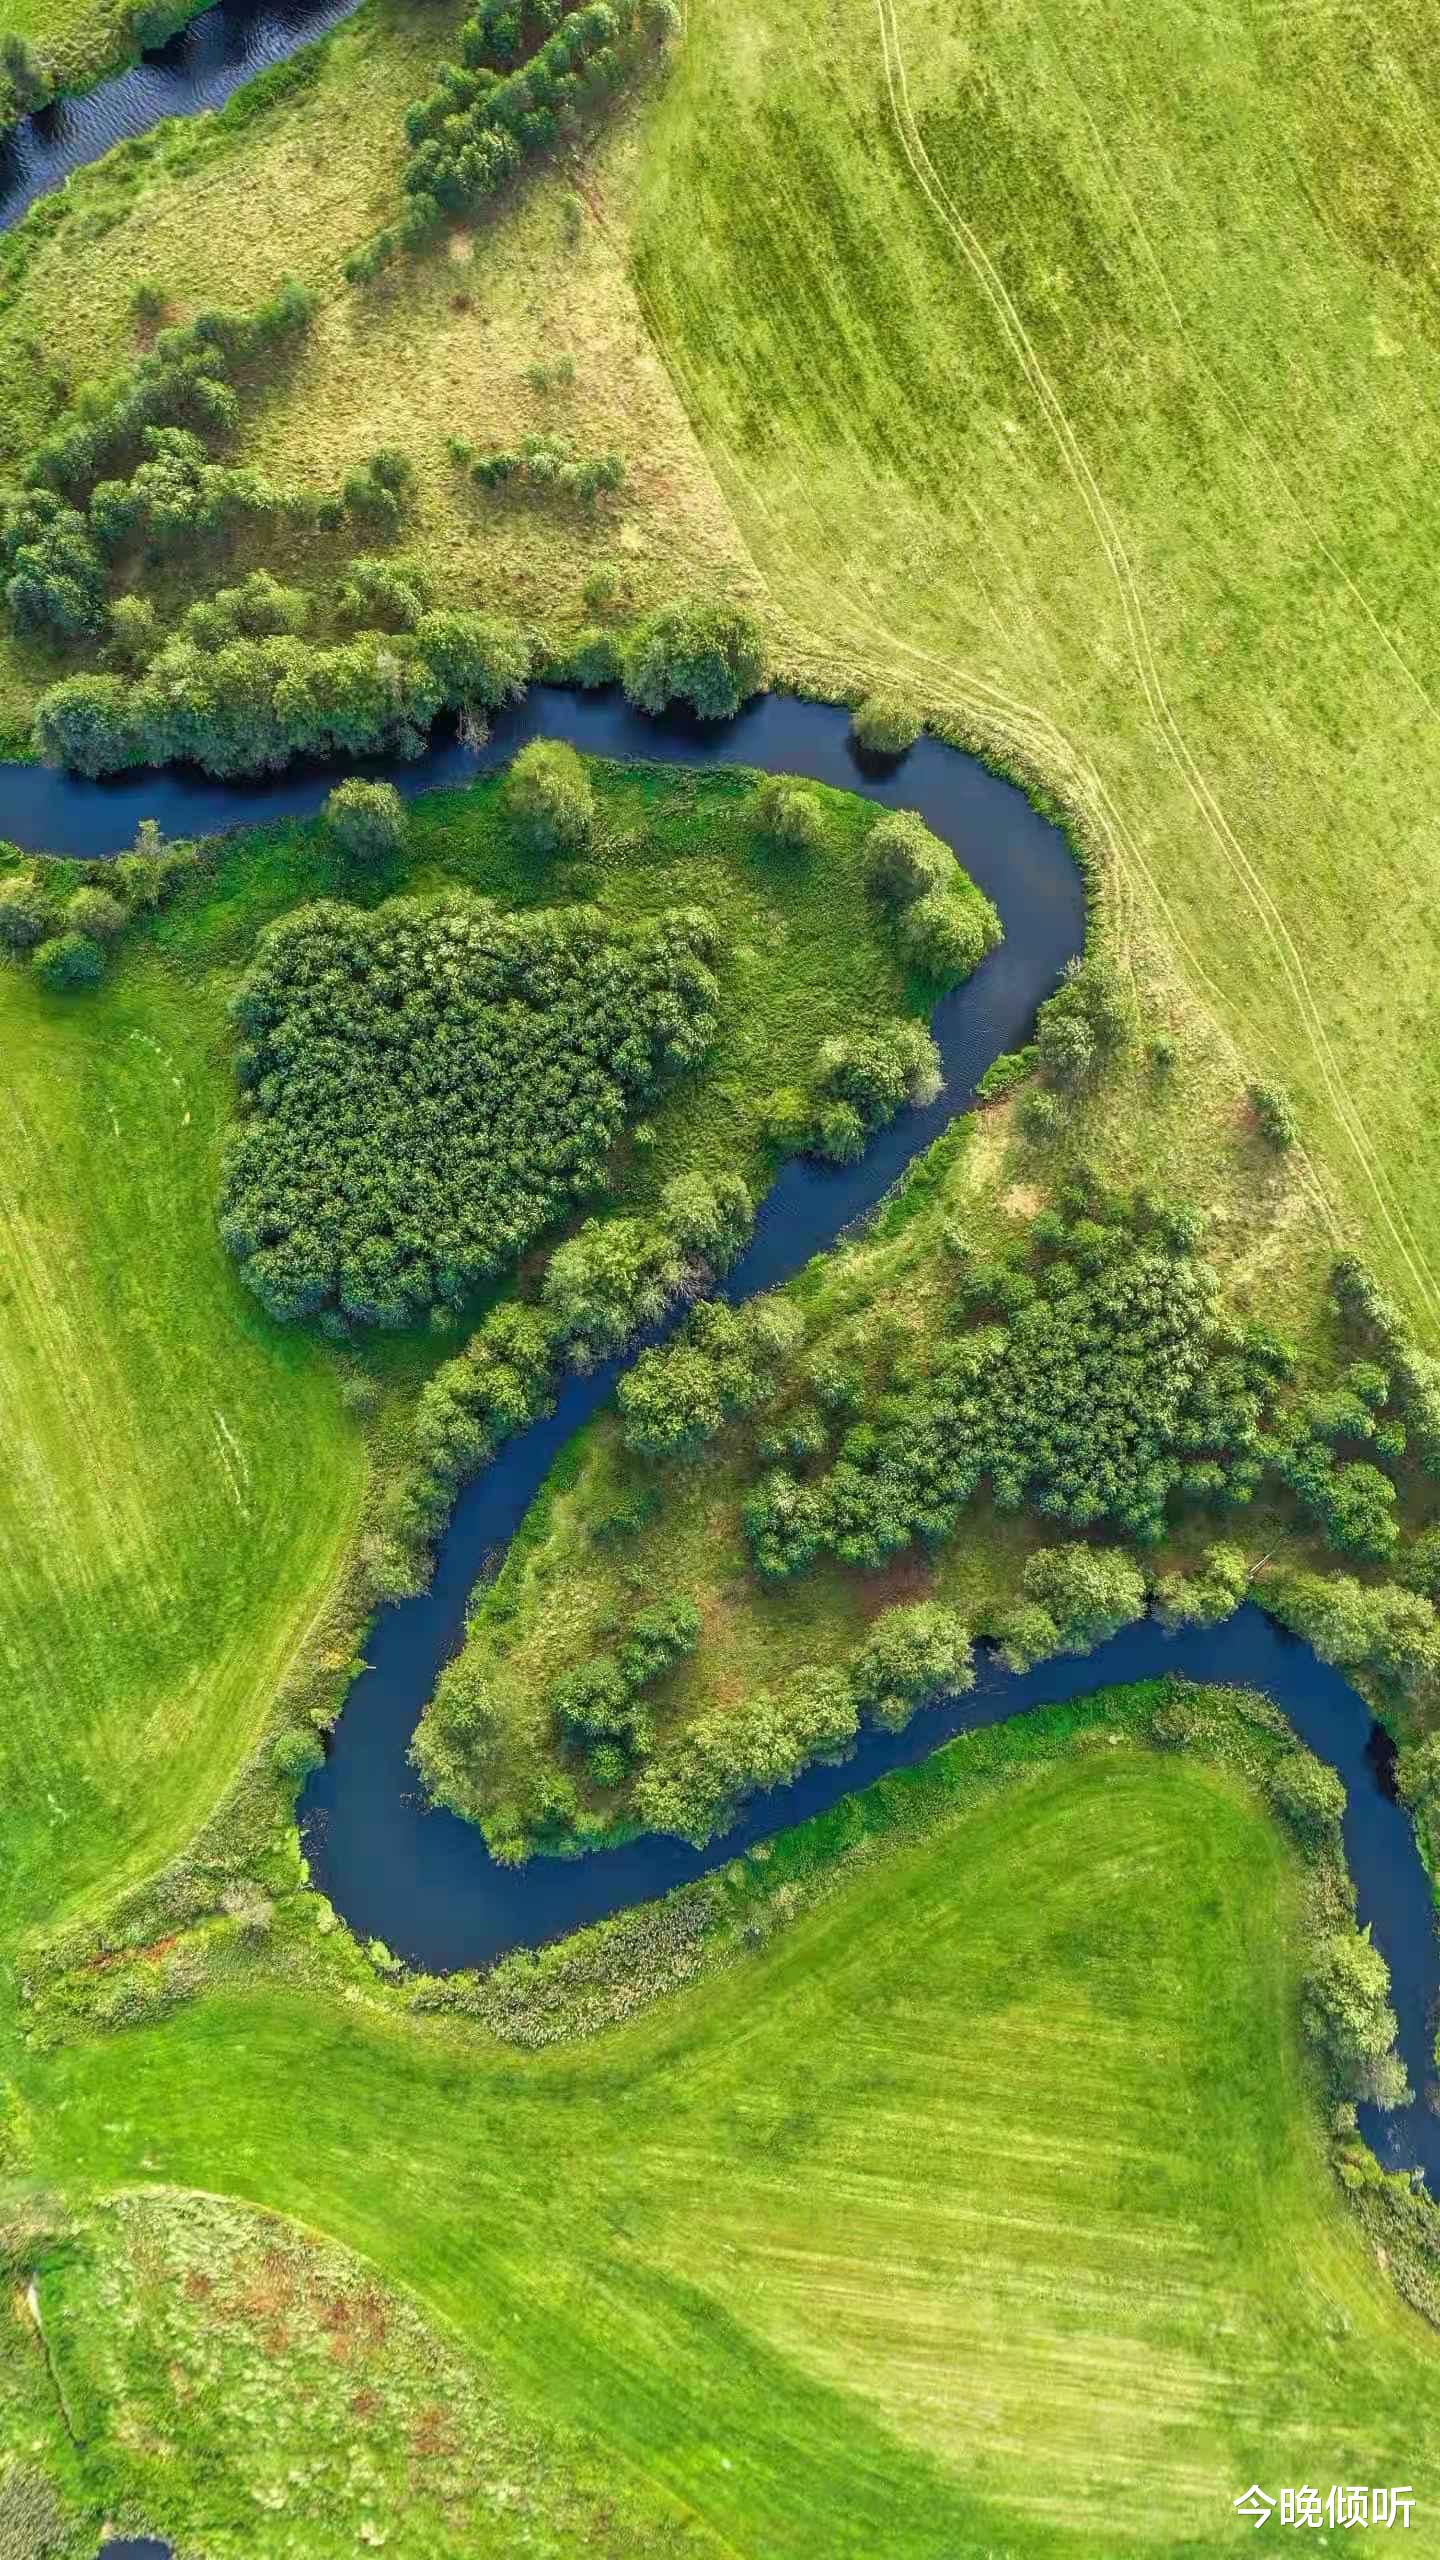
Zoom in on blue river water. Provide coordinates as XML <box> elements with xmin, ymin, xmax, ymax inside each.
<box><xmin>0</xmin><ymin>0</ymin><xmax>364</xmax><ymax>233</ymax></box>
<box><xmin>0</xmin><ymin>14</ymin><xmax>1433</xmax><ymax>2552</ymax></box>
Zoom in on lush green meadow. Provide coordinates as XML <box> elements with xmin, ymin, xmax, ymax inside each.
<box><xmin>0</xmin><ymin>944</ymin><xmax>362</xmax><ymax>1945</ymax></box>
<box><xmin>627</xmin><ymin>0</ymin><xmax>1440</xmax><ymax>1323</ymax></box>
<box><xmin>11</xmin><ymin>1697</ymin><xmax>1440</xmax><ymax>2554</ymax></box>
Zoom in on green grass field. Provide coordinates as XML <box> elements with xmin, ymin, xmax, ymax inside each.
<box><xmin>14</xmin><ymin>1701</ymin><xmax>1440</xmax><ymax>2554</ymax></box>
<box><xmin>0</xmin><ymin>949</ymin><xmax>362</xmax><ymax>1946</ymax></box>
<box><xmin>626</xmin><ymin>0</ymin><xmax>1440</xmax><ymax>1325</ymax></box>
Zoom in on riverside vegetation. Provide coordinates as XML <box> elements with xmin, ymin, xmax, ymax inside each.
<box><xmin>5</xmin><ymin>0</ymin><xmax>1440</xmax><ymax>2547</ymax></box>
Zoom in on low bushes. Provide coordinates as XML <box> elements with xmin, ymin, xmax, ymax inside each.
<box><xmin>851</xmin><ymin>692</ymin><xmax>920</xmax><ymax>757</ymax></box>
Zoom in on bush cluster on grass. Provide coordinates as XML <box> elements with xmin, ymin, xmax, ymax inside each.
<box><xmin>1</xmin><ymin>824</ymin><xmax>198</xmax><ymax>992</ymax></box>
<box><xmin>754</xmin><ymin>774</ymin><xmax>826</xmax><ymax>854</ymax></box>
<box><xmin>762</xmin><ymin>1018</ymin><xmax>941</xmax><ymax>1165</ymax></box>
<box><xmin>503</xmin><ymin>736</ymin><xmax>594</xmax><ymax>853</ymax></box>
<box><xmin>2</xmin><ymin>278</ymin><xmax>313</xmax><ymax>642</ymax></box>
<box><xmin>1249</xmin><ymin>1078</ymin><xmax>1300</xmax><ymax>1150</ymax></box>
<box><xmin>219</xmin><ymin>894</ymin><xmax>721</xmax><ymax>1324</ymax></box>
<box><xmin>350</xmin><ymin>0</ymin><xmax>678</xmax><ymax>278</ymax></box>
<box><xmin>741</xmin><ymin>1180</ymin><xmax>1291</xmax><ymax>1578</ymax></box>
<box><xmin>462</xmin><ymin>431</ymin><xmax>624</xmax><ymax>505</ymax></box>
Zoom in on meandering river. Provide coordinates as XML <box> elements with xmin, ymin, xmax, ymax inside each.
<box><xmin>0</xmin><ymin>28</ymin><xmax>1434</xmax><ymax>2559</ymax></box>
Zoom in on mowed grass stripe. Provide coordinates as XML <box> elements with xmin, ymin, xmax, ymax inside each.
<box><xmin>0</xmin><ymin>960</ymin><xmax>363</xmax><ymax>1938</ymax></box>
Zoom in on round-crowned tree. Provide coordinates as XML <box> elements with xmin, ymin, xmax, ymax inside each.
<box><xmin>866</xmin><ymin>808</ymin><xmax>949</xmax><ymax>904</ymax></box>
<box><xmin>621</xmin><ymin>600</ymin><xmax>766</xmax><ymax>720</ymax></box>
<box><xmin>324</xmin><ymin>778</ymin><xmax>408</xmax><ymax>862</ymax></box>
<box><xmin>33</xmin><ymin>930</ymin><xmax>105</xmax><ymax>991</ymax></box>
<box><xmin>504</xmin><ymin>737</ymin><xmax>595</xmax><ymax>855</ymax></box>
<box><xmin>66</xmin><ymin>886</ymin><xmax>125</xmax><ymax>943</ymax></box>
<box><xmin>852</xmin><ymin>693</ymin><xmax>921</xmax><ymax>757</ymax></box>
<box><xmin>0</xmin><ymin>873</ymin><xmax>55</xmax><ymax>952</ymax></box>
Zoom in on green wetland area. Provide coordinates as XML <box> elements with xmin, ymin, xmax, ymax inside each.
<box><xmin>5</xmin><ymin>0</ymin><xmax>1440</xmax><ymax>2553</ymax></box>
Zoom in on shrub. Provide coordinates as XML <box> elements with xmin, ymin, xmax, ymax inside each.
<box><xmin>1035</xmin><ymin>955</ymin><xmax>1129</xmax><ymax>1088</ymax></box>
<box><xmin>66</xmin><ymin>886</ymin><xmax>125</xmax><ymax>942</ymax></box>
<box><xmin>33</xmin><ymin>931</ymin><xmax>104</xmax><ymax>990</ymax></box>
<box><xmin>325</xmin><ymin>778</ymin><xmax>408</xmax><ymax>862</ymax></box>
<box><xmin>1270</xmin><ymin>1570</ymin><xmax>1440</xmax><ymax>1695</ymax></box>
<box><xmin>130</xmin><ymin>276</ymin><xmax>167</xmax><ymax>326</ymax></box>
<box><xmin>1013</xmin><ymin>1542</ymin><xmax>1147</xmax><ymax>1653</ymax></box>
<box><xmin>901</xmin><ymin>886</ymin><xmax>999</xmax><ymax>984</ymax></box>
<box><xmin>1269</xmin><ymin>1750</ymin><xmax>1345</xmax><ymax>1843</ymax></box>
<box><xmin>850</xmin><ymin>1601</ymin><xmax>973</xmax><ymax>1729</ymax></box>
<box><xmin>1304</xmin><ymin>1927</ymin><xmax>1406</xmax><ymax>2103</ymax></box>
<box><xmin>1018</xmin><ymin>1087</ymin><xmax>1061</xmax><ymax>1142</ymax></box>
<box><xmin>504</xmin><ymin>737</ymin><xmax>594</xmax><ymax>855</ymax></box>
<box><xmin>1249</xmin><ymin>1079</ymin><xmax>1299</xmax><ymax>1150</ymax></box>
<box><xmin>1153</xmin><ymin>1541</ymin><xmax>1248</xmax><ymax>1630</ymax></box>
<box><xmin>583</xmin><ymin>561</ymin><xmax>622</xmax><ymax>613</ymax></box>
<box><xmin>621</xmin><ymin>600</ymin><xmax>766</xmax><ymax>720</ymax></box>
<box><xmin>633</xmin><ymin>1664</ymin><xmax>857</xmax><ymax>1844</ymax></box>
<box><xmin>851</xmin><ymin>693</ymin><xmax>921</xmax><ymax>756</ymax></box>
<box><xmin>109</xmin><ymin>592</ymin><xmax>160</xmax><ymax>668</ymax></box>
<box><xmin>867</xmin><ymin>807</ymin><xmax>949</xmax><ymax>905</ymax></box>
<box><xmin>1</xmin><ymin>32</ymin><xmax>51</xmax><ymax>114</ymax></box>
<box><xmin>618</xmin><ymin>1296</ymin><xmax>803</xmax><ymax>1456</ymax></box>
<box><xmin>221</xmin><ymin>896</ymin><xmax>719</xmax><ymax>1324</ymax></box>
<box><xmin>272</xmin><ymin>1727</ymin><xmax>324</xmax><ymax>1784</ymax></box>
<box><xmin>336</xmin><ymin>555</ymin><xmax>431</xmax><ymax>633</ymax></box>
<box><xmin>755</xmin><ymin>776</ymin><xmax>825</xmax><ymax>854</ymax></box>
<box><xmin>0</xmin><ymin>873</ymin><xmax>55</xmax><ymax>952</ymax></box>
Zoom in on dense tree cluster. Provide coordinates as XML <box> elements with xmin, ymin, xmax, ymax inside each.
<box><xmin>761</xmin><ymin>1019</ymin><xmax>941</xmax><ymax>1165</ymax></box>
<box><xmin>549</xmin><ymin>1595</ymin><xmax>700</xmax><ymax>1784</ymax></box>
<box><xmin>219</xmin><ymin>894</ymin><xmax>721</xmax><ymax>1324</ymax></box>
<box><xmin>740</xmin><ymin>1185</ymin><xmax>1290</xmax><ymax>1578</ymax></box>
<box><xmin>617</xmin><ymin>1296</ymin><xmax>805</xmax><ymax>1456</ymax></box>
<box><xmin>348</xmin><ymin>0</ymin><xmax>676</xmax><ymax>279</ymax></box>
<box><xmin>1033</xmin><ymin>953</ymin><xmax>1130</xmax><ymax>1088</ymax></box>
<box><xmin>35</xmin><ymin>610</ymin><xmax>531</xmax><ymax>777</ymax></box>
<box><xmin>1304</xmin><ymin>1927</ymin><xmax>1408</xmax><ymax>2108</ymax></box>
<box><xmin>866</xmin><ymin>806</ymin><xmax>1002</xmax><ymax>986</ymax></box>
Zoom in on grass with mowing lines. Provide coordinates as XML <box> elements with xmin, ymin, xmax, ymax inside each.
<box><xmin>627</xmin><ymin>0</ymin><xmax>1440</xmax><ymax>1325</ymax></box>
<box><xmin>0</xmin><ymin>956</ymin><xmax>361</xmax><ymax>1947</ymax></box>
<box><xmin>17</xmin><ymin>1699</ymin><xmax>1440</xmax><ymax>2554</ymax></box>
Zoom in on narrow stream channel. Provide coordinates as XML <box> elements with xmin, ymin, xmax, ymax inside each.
<box><xmin>0</xmin><ymin>0</ymin><xmax>364</xmax><ymax>233</ymax></box>
<box><xmin>1</xmin><ymin>24</ymin><xmax>1436</xmax><ymax>2549</ymax></box>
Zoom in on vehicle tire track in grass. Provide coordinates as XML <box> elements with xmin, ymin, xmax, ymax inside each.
<box><xmin>872</xmin><ymin>0</ymin><xmax>1440</xmax><ymax>1318</ymax></box>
